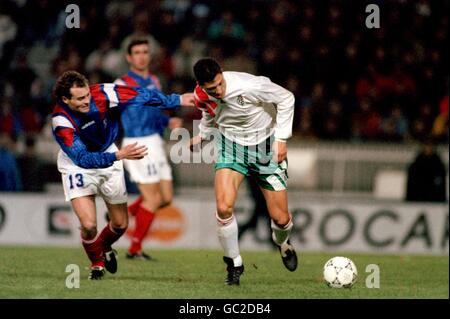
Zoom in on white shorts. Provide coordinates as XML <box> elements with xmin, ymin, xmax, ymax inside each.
<box><xmin>122</xmin><ymin>134</ymin><xmax>172</xmax><ymax>184</ymax></box>
<box><xmin>57</xmin><ymin>144</ymin><xmax>128</xmax><ymax>204</ymax></box>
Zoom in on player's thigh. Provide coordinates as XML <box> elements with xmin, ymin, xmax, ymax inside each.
<box><xmin>71</xmin><ymin>195</ymin><xmax>97</xmax><ymax>229</ymax></box>
<box><xmin>105</xmin><ymin>201</ymin><xmax>128</xmax><ymax>229</ymax></box>
<box><xmin>58</xmin><ymin>150</ymin><xmax>99</xmax><ymax>201</ymax></box>
<box><xmin>60</xmin><ymin>170</ymin><xmax>98</xmax><ymax>201</ymax></box>
<box><xmin>100</xmin><ymin>161</ymin><xmax>128</xmax><ymax>205</ymax></box>
<box><xmin>259</xmin><ymin>187</ymin><xmax>290</xmax><ymax>225</ymax></box>
<box><xmin>215</xmin><ymin>168</ymin><xmax>246</xmax><ymax>216</ymax></box>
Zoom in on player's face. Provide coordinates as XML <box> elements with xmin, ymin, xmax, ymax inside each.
<box><xmin>127</xmin><ymin>44</ymin><xmax>151</xmax><ymax>71</ymax></box>
<box><xmin>63</xmin><ymin>86</ymin><xmax>91</xmax><ymax>113</ymax></box>
<box><xmin>203</xmin><ymin>73</ymin><xmax>226</xmax><ymax>99</ymax></box>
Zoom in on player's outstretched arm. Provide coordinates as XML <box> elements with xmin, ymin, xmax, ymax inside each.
<box><xmin>180</xmin><ymin>93</ymin><xmax>195</xmax><ymax>107</ymax></box>
<box><xmin>90</xmin><ymin>84</ymin><xmax>194</xmax><ymax>111</ymax></box>
<box><xmin>115</xmin><ymin>142</ymin><xmax>148</xmax><ymax>160</ymax></box>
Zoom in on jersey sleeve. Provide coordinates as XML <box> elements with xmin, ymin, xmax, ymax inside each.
<box><xmin>52</xmin><ymin>115</ymin><xmax>117</xmax><ymax>169</ymax></box>
<box><xmin>247</xmin><ymin>76</ymin><xmax>295</xmax><ymax>140</ymax></box>
<box><xmin>90</xmin><ymin>83</ymin><xmax>181</xmax><ymax>111</ymax></box>
<box><xmin>113</xmin><ymin>78</ymin><xmax>126</xmax><ymax>85</ymax></box>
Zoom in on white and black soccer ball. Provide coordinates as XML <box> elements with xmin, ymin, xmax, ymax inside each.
<box><xmin>323</xmin><ymin>256</ymin><xmax>358</xmax><ymax>288</ymax></box>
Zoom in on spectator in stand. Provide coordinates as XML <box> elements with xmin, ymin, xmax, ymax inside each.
<box><xmin>1</xmin><ymin>0</ymin><xmax>448</xmax><ymax>144</ymax></box>
<box><xmin>432</xmin><ymin>94</ymin><xmax>449</xmax><ymax>142</ymax></box>
<box><xmin>0</xmin><ymin>133</ymin><xmax>22</xmax><ymax>192</ymax></box>
<box><xmin>0</xmin><ymin>98</ymin><xmax>22</xmax><ymax>138</ymax></box>
<box><xmin>17</xmin><ymin>136</ymin><xmax>44</xmax><ymax>192</ymax></box>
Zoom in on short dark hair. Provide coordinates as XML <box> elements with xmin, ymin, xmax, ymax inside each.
<box><xmin>53</xmin><ymin>70</ymin><xmax>89</xmax><ymax>100</ymax></box>
<box><xmin>193</xmin><ymin>58</ymin><xmax>222</xmax><ymax>85</ymax></box>
<box><xmin>127</xmin><ymin>38</ymin><xmax>149</xmax><ymax>55</ymax></box>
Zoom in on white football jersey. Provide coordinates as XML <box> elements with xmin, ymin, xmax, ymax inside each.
<box><xmin>198</xmin><ymin>71</ymin><xmax>295</xmax><ymax>146</ymax></box>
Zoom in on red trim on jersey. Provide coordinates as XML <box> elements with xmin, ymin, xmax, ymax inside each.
<box><xmin>90</xmin><ymin>84</ymin><xmax>108</xmax><ymax>114</ymax></box>
<box><xmin>116</xmin><ymin>85</ymin><xmax>139</xmax><ymax>104</ymax></box>
<box><xmin>121</xmin><ymin>75</ymin><xmax>140</xmax><ymax>87</ymax></box>
<box><xmin>53</xmin><ymin>104</ymin><xmax>79</xmax><ymax>131</ymax></box>
<box><xmin>194</xmin><ymin>85</ymin><xmax>218</xmax><ymax>117</ymax></box>
<box><xmin>56</xmin><ymin>127</ymin><xmax>74</xmax><ymax>147</ymax></box>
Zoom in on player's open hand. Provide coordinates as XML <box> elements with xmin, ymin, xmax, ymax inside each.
<box><xmin>272</xmin><ymin>140</ymin><xmax>287</xmax><ymax>163</ymax></box>
<box><xmin>180</xmin><ymin>93</ymin><xmax>195</xmax><ymax>107</ymax></box>
<box><xmin>116</xmin><ymin>142</ymin><xmax>148</xmax><ymax>160</ymax></box>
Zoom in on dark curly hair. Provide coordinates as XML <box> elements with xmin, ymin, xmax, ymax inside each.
<box><xmin>53</xmin><ymin>70</ymin><xmax>89</xmax><ymax>100</ymax></box>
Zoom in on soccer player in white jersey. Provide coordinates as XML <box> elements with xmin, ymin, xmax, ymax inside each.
<box><xmin>190</xmin><ymin>58</ymin><xmax>298</xmax><ymax>285</ymax></box>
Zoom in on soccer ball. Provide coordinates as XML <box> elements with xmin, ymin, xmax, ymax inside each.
<box><xmin>323</xmin><ymin>256</ymin><xmax>358</xmax><ymax>288</ymax></box>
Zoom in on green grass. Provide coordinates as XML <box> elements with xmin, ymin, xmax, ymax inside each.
<box><xmin>0</xmin><ymin>246</ymin><xmax>447</xmax><ymax>299</ymax></box>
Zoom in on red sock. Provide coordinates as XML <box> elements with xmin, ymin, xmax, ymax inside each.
<box><xmin>99</xmin><ymin>222</ymin><xmax>126</xmax><ymax>252</ymax></box>
<box><xmin>128</xmin><ymin>196</ymin><xmax>143</xmax><ymax>217</ymax></box>
<box><xmin>129</xmin><ymin>205</ymin><xmax>155</xmax><ymax>254</ymax></box>
<box><xmin>81</xmin><ymin>232</ymin><xmax>104</xmax><ymax>268</ymax></box>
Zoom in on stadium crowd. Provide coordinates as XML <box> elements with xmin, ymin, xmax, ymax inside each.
<box><xmin>0</xmin><ymin>0</ymin><xmax>448</xmax><ymax>191</ymax></box>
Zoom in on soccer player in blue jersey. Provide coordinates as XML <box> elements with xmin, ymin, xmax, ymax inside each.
<box><xmin>52</xmin><ymin>71</ymin><xmax>194</xmax><ymax>279</ymax></box>
<box><xmin>115</xmin><ymin>38</ymin><xmax>183</xmax><ymax>260</ymax></box>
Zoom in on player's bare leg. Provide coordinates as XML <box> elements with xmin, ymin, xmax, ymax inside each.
<box><xmin>71</xmin><ymin>195</ymin><xmax>105</xmax><ymax>279</ymax></box>
<box><xmin>159</xmin><ymin>180</ymin><xmax>173</xmax><ymax>207</ymax></box>
<box><xmin>215</xmin><ymin>168</ymin><xmax>246</xmax><ymax>285</ymax></box>
<box><xmin>260</xmin><ymin>188</ymin><xmax>297</xmax><ymax>271</ymax></box>
<box><xmin>105</xmin><ymin>202</ymin><xmax>128</xmax><ymax>229</ymax></box>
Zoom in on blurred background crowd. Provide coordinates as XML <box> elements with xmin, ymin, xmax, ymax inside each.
<box><xmin>0</xmin><ymin>0</ymin><xmax>448</xmax><ymax>192</ymax></box>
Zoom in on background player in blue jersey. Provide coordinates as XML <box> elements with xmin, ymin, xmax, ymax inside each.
<box><xmin>115</xmin><ymin>38</ymin><xmax>183</xmax><ymax>260</ymax></box>
<box><xmin>52</xmin><ymin>71</ymin><xmax>194</xmax><ymax>279</ymax></box>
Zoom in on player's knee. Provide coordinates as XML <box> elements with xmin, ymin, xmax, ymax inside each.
<box><xmin>272</xmin><ymin>214</ymin><xmax>290</xmax><ymax>228</ymax></box>
<box><xmin>160</xmin><ymin>197</ymin><xmax>172</xmax><ymax>208</ymax></box>
<box><xmin>217</xmin><ymin>202</ymin><xmax>233</xmax><ymax>219</ymax></box>
<box><xmin>111</xmin><ymin>219</ymin><xmax>128</xmax><ymax>230</ymax></box>
<box><xmin>81</xmin><ymin>225</ymin><xmax>97</xmax><ymax>240</ymax></box>
<box><xmin>143</xmin><ymin>191</ymin><xmax>163</xmax><ymax>209</ymax></box>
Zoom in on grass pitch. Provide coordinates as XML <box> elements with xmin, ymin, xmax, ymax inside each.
<box><xmin>0</xmin><ymin>246</ymin><xmax>447</xmax><ymax>299</ymax></box>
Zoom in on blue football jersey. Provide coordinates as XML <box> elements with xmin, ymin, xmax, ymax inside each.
<box><xmin>115</xmin><ymin>71</ymin><xmax>170</xmax><ymax>137</ymax></box>
<box><xmin>52</xmin><ymin>83</ymin><xmax>180</xmax><ymax>169</ymax></box>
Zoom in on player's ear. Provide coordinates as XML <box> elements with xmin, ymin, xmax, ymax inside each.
<box><xmin>126</xmin><ymin>54</ymin><xmax>132</xmax><ymax>64</ymax></box>
<box><xmin>61</xmin><ymin>96</ymin><xmax>70</xmax><ymax>104</ymax></box>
